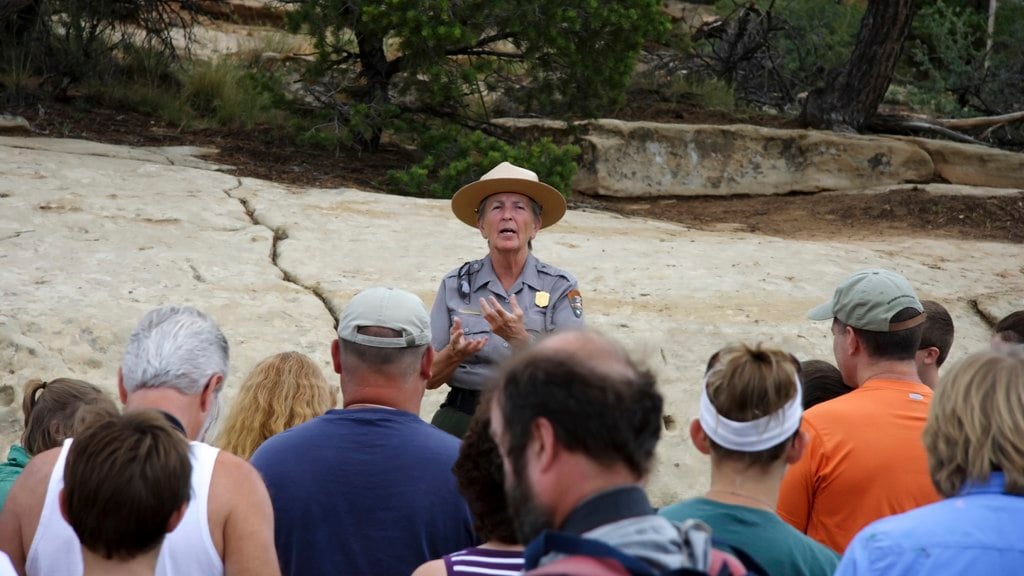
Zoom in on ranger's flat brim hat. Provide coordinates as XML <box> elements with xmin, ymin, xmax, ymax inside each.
<box><xmin>451</xmin><ymin>162</ymin><xmax>566</xmax><ymax>229</ymax></box>
<box><xmin>808</xmin><ymin>268</ymin><xmax>926</xmax><ymax>332</ymax></box>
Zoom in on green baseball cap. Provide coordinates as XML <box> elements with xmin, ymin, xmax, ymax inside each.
<box><xmin>338</xmin><ymin>287</ymin><xmax>431</xmax><ymax>348</ymax></box>
<box><xmin>808</xmin><ymin>269</ymin><xmax>925</xmax><ymax>332</ymax></box>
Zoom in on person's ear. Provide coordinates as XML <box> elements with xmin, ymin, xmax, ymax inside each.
<box><xmin>331</xmin><ymin>339</ymin><xmax>342</xmax><ymax>375</ymax></box>
<box><xmin>785</xmin><ymin>430</ymin><xmax>808</xmax><ymax>465</ymax></box>
<box><xmin>531</xmin><ymin>417</ymin><xmax>558</xmax><ymax>473</ymax></box>
<box><xmin>166</xmin><ymin>503</ymin><xmax>188</xmax><ymax>534</ymax></box>
<box><xmin>844</xmin><ymin>325</ymin><xmax>861</xmax><ymax>356</ymax></box>
<box><xmin>200</xmin><ymin>374</ymin><xmax>223</xmax><ymax>412</ymax></box>
<box><xmin>919</xmin><ymin>346</ymin><xmax>940</xmax><ymax>366</ymax></box>
<box><xmin>689</xmin><ymin>419</ymin><xmax>712</xmax><ymax>455</ymax></box>
<box><xmin>419</xmin><ymin>345</ymin><xmax>435</xmax><ymax>382</ymax></box>
<box><xmin>117</xmin><ymin>368</ymin><xmax>128</xmax><ymax>405</ymax></box>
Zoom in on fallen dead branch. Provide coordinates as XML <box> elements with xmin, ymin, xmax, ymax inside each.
<box><xmin>933</xmin><ymin>110</ymin><xmax>1024</xmax><ymax>130</ymax></box>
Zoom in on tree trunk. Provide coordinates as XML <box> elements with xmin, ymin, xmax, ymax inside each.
<box><xmin>354</xmin><ymin>22</ymin><xmax>389</xmax><ymax>153</ymax></box>
<box><xmin>984</xmin><ymin>0</ymin><xmax>997</xmax><ymax>70</ymax></box>
<box><xmin>801</xmin><ymin>0</ymin><xmax>915</xmax><ymax>132</ymax></box>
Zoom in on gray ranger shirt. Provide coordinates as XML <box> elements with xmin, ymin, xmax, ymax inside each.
<box><xmin>430</xmin><ymin>253</ymin><xmax>584</xmax><ymax>391</ymax></box>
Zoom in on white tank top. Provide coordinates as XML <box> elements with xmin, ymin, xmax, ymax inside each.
<box><xmin>26</xmin><ymin>438</ymin><xmax>224</xmax><ymax>576</ymax></box>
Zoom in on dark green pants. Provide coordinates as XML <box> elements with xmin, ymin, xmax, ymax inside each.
<box><xmin>431</xmin><ymin>405</ymin><xmax>472</xmax><ymax>438</ymax></box>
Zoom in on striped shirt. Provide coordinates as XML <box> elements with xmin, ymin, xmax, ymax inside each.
<box><xmin>443</xmin><ymin>546</ymin><xmax>524</xmax><ymax>576</ymax></box>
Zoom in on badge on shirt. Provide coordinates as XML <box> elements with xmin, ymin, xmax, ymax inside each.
<box><xmin>535</xmin><ymin>291</ymin><xmax>550</xmax><ymax>308</ymax></box>
<box><xmin>567</xmin><ymin>289</ymin><xmax>583</xmax><ymax>318</ymax></box>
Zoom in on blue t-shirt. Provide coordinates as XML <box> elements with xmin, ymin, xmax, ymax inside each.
<box><xmin>252</xmin><ymin>408</ymin><xmax>476</xmax><ymax>576</ymax></box>
<box><xmin>837</xmin><ymin>472</ymin><xmax>1024</xmax><ymax>575</ymax></box>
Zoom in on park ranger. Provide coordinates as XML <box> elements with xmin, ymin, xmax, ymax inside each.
<box><xmin>428</xmin><ymin>162</ymin><xmax>585</xmax><ymax>437</ymax></box>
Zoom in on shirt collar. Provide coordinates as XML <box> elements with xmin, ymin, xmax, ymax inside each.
<box><xmin>480</xmin><ymin>253</ymin><xmax>542</xmax><ymax>294</ymax></box>
<box><xmin>959</xmin><ymin>471</ymin><xmax>1009</xmax><ymax>497</ymax></box>
<box><xmin>859</xmin><ymin>377</ymin><xmax>932</xmax><ymax>396</ymax></box>
<box><xmin>559</xmin><ymin>485</ymin><xmax>654</xmax><ymax>535</ymax></box>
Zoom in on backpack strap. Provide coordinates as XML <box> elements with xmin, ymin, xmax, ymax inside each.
<box><xmin>524</xmin><ymin>531</ymin><xmax>715</xmax><ymax>576</ymax></box>
<box><xmin>525</xmin><ymin>531</ymin><xmax>661</xmax><ymax>576</ymax></box>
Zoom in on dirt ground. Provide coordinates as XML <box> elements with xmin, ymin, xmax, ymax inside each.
<box><xmin>7</xmin><ymin>102</ymin><xmax>1024</xmax><ymax>244</ymax></box>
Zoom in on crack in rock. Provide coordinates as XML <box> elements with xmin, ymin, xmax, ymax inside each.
<box><xmin>969</xmin><ymin>298</ymin><xmax>996</xmax><ymax>328</ymax></box>
<box><xmin>0</xmin><ymin>230</ymin><xmax>33</xmax><ymax>242</ymax></box>
<box><xmin>221</xmin><ymin>179</ymin><xmax>339</xmax><ymax>329</ymax></box>
<box><xmin>187</xmin><ymin>261</ymin><xmax>206</xmax><ymax>284</ymax></box>
<box><xmin>271</xmin><ymin>227</ymin><xmax>340</xmax><ymax>330</ymax></box>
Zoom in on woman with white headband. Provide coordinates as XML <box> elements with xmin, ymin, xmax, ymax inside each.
<box><xmin>660</xmin><ymin>343</ymin><xmax>839</xmax><ymax>575</ymax></box>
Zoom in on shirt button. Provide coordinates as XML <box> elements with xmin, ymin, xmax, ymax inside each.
<box><xmin>503</xmin><ymin>342</ymin><xmax>509</xmax><ymax>348</ymax></box>
<box><xmin>505</xmin><ymin>298</ymin><xmax>510</xmax><ymax>303</ymax></box>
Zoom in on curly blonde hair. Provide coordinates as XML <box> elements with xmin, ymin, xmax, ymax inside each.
<box><xmin>216</xmin><ymin>352</ymin><xmax>336</xmax><ymax>459</ymax></box>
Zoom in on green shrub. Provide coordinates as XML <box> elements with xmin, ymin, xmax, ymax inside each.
<box><xmin>770</xmin><ymin>0</ymin><xmax>863</xmax><ymax>77</ymax></box>
<box><xmin>0</xmin><ymin>0</ymin><xmax>195</xmax><ymax>96</ymax></box>
<box><xmin>83</xmin><ymin>80</ymin><xmax>190</xmax><ymax>125</ymax></box>
<box><xmin>696</xmin><ymin>0</ymin><xmax>864</xmax><ymax>110</ymax></box>
<box><xmin>905</xmin><ymin>0</ymin><xmax>986</xmax><ymax>114</ymax></box>
<box><xmin>290</xmin><ymin>0</ymin><xmax>669</xmax><ymax>151</ymax></box>
<box><xmin>683</xmin><ymin>77</ymin><xmax>736</xmax><ymax>110</ymax></box>
<box><xmin>179</xmin><ymin>59</ymin><xmax>290</xmax><ymax>128</ymax></box>
<box><xmin>387</xmin><ymin>126</ymin><xmax>580</xmax><ymax>198</ymax></box>
<box><xmin>119</xmin><ymin>42</ymin><xmax>179</xmax><ymax>89</ymax></box>
<box><xmin>900</xmin><ymin>0</ymin><xmax>1024</xmax><ymax>118</ymax></box>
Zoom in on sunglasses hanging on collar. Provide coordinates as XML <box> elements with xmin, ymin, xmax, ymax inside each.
<box><xmin>457</xmin><ymin>261</ymin><xmax>474</xmax><ymax>303</ymax></box>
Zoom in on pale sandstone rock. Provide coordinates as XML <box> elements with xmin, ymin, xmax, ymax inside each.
<box><xmin>900</xmin><ymin>136</ymin><xmax>1024</xmax><ymax>190</ymax></box>
<box><xmin>0</xmin><ymin>137</ymin><xmax>230</xmax><ymax>171</ymax></box>
<box><xmin>0</xmin><ymin>142</ymin><xmax>337</xmax><ymax>456</ymax></box>
<box><xmin>827</xmin><ymin>183</ymin><xmax>1024</xmax><ymax>197</ymax></box>
<box><xmin>0</xmin><ymin>115</ymin><xmax>31</xmax><ymax>133</ymax></box>
<box><xmin>974</xmin><ymin>292</ymin><xmax>1024</xmax><ymax>326</ymax></box>
<box><xmin>661</xmin><ymin>0</ymin><xmax>718</xmax><ymax>28</ymax></box>
<box><xmin>2</xmin><ymin>136</ymin><xmax>1021</xmax><ymax>506</ymax></box>
<box><xmin>493</xmin><ymin>119</ymin><xmax>936</xmax><ymax>197</ymax></box>
<box><xmin>194</xmin><ymin>0</ymin><xmax>288</xmax><ymax>26</ymax></box>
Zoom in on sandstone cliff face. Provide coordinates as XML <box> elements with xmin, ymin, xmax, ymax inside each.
<box><xmin>495</xmin><ymin>119</ymin><xmax>1024</xmax><ymax>198</ymax></box>
<box><xmin>1</xmin><ymin>136</ymin><xmax>1021</xmax><ymax>506</ymax></box>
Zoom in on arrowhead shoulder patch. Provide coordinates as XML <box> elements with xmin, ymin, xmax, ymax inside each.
<box><xmin>567</xmin><ymin>289</ymin><xmax>583</xmax><ymax>318</ymax></box>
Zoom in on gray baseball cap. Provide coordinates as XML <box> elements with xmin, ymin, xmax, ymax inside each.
<box><xmin>337</xmin><ymin>287</ymin><xmax>431</xmax><ymax>348</ymax></box>
<box><xmin>808</xmin><ymin>269</ymin><xmax>925</xmax><ymax>332</ymax></box>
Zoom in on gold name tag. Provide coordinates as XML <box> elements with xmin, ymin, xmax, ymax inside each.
<box><xmin>535</xmin><ymin>291</ymin><xmax>550</xmax><ymax>308</ymax></box>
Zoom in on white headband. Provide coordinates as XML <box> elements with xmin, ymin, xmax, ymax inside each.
<box><xmin>698</xmin><ymin>375</ymin><xmax>803</xmax><ymax>452</ymax></box>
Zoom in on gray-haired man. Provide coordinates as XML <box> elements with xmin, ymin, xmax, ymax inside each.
<box><xmin>0</xmin><ymin>306</ymin><xmax>280</xmax><ymax>576</ymax></box>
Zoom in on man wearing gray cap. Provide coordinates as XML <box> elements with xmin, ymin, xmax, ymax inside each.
<box><xmin>777</xmin><ymin>269</ymin><xmax>940</xmax><ymax>554</ymax></box>
<box><xmin>252</xmin><ymin>287</ymin><xmax>475</xmax><ymax>576</ymax></box>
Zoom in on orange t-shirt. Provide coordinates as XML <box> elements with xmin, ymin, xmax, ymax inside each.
<box><xmin>777</xmin><ymin>377</ymin><xmax>940</xmax><ymax>553</ymax></box>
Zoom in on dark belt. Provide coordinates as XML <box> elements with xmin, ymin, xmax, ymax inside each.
<box><xmin>443</xmin><ymin>387</ymin><xmax>481</xmax><ymax>416</ymax></box>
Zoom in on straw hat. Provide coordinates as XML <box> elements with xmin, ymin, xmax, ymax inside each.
<box><xmin>450</xmin><ymin>162</ymin><xmax>566</xmax><ymax>229</ymax></box>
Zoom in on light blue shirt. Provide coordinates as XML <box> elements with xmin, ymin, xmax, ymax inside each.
<box><xmin>836</xmin><ymin>472</ymin><xmax>1024</xmax><ymax>575</ymax></box>
<box><xmin>430</xmin><ymin>253</ymin><xmax>583</xmax><ymax>391</ymax></box>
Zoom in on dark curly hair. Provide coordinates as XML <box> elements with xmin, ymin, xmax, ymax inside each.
<box><xmin>453</xmin><ymin>401</ymin><xmax>518</xmax><ymax>544</ymax></box>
